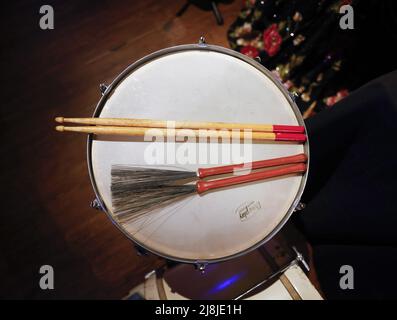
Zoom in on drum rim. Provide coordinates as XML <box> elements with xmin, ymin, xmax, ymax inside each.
<box><xmin>86</xmin><ymin>43</ymin><xmax>310</xmax><ymax>264</ymax></box>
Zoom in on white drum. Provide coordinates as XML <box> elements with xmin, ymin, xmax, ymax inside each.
<box><xmin>88</xmin><ymin>40</ymin><xmax>309</xmax><ymax>264</ymax></box>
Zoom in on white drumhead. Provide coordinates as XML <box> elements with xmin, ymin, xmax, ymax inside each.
<box><xmin>89</xmin><ymin>45</ymin><xmax>307</xmax><ymax>262</ymax></box>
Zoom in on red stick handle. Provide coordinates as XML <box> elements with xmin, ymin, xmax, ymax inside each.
<box><xmin>274</xmin><ymin>132</ymin><xmax>307</xmax><ymax>142</ymax></box>
<box><xmin>273</xmin><ymin>124</ymin><xmax>305</xmax><ymax>134</ymax></box>
<box><xmin>197</xmin><ymin>153</ymin><xmax>307</xmax><ymax>178</ymax></box>
<box><xmin>196</xmin><ymin>163</ymin><xmax>307</xmax><ymax>194</ymax></box>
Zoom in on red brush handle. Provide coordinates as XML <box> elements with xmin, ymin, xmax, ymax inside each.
<box><xmin>196</xmin><ymin>163</ymin><xmax>307</xmax><ymax>194</ymax></box>
<box><xmin>197</xmin><ymin>153</ymin><xmax>307</xmax><ymax>178</ymax></box>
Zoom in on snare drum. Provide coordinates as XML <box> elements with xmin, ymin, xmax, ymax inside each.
<box><xmin>87</xmin><ymin>38</ymin><xmax>309</xmax><ymax>265</ymax></box>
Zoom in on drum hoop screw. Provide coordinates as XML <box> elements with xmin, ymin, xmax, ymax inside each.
<box><xmin>90</xmin><ymin>198</ymin><xmax>103</xmax><ymax>211</ymax></box>
<box><xmin>99</xmin><ymin>83</ymin><xmax>108</xmax><ymax>95</ymax></box>
<box><xmin>289</xmin><ymin>91</ymin><xmax>299</xmax><ymax>101</ymax></box>
<box><xmin>293</xmin><ymin>202</ymin><xmax>306</xmax><ymax>212</ymax></box>
<box><xmin>198</xmin><ymin>36</ymin><xmax>207</xmax><ymax>46</ymax></box>
<box><xmin>135</xmin><ymin>245</ymin><xmax>148</xmax><ymax>256</ymax></box>
<box><xmin>195</xmin><ymin>261</ymin><xmax>208</xmax><ymax>274</ymax></box>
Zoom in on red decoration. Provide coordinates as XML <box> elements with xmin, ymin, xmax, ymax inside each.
<box><xmin>341</xmin><ymin>0</ymin><xmax>352</xmax><ymax>7</ymax></box>
<box><xmin>325</xmin><ymin>89</ymin><xmax>349</xmax><ymax>107</ymax></box>
<box><xmin>240</xmin><ymin>45</ymin><xmax>259</xmax><ymax>58</ymax></box>
<box><xmin>263</xmin><ymin>24</ymin><xmax>282</xmax><ymax>57</ymax></box>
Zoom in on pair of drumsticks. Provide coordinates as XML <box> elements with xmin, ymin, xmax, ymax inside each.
<box><xmin>55</xmin><ymin>117</ymin><xmax>307</xmax><ymax>142</ymax></box>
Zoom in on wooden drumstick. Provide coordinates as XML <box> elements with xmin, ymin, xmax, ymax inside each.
<box><xmin>55</xmin><ymin>117</ymin><xmax>305</xmax><ymax>134</ymax></box>
<box><xmin>55</xmin><ymin>125</ymin><xmax>306</xmax><ymax>142</ymax></box>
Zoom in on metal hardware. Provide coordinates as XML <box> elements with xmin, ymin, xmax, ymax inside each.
<box><xmin>289</xmin><ymin>91</ymin><xmax>299</xmax><ymax>101</ymax></box>
<box><xmin>99</xmin><ymin>83</ymin><xmax>108</xmax><ymax>95</ymax></box>
<box><xmin>254</xmin><ymin>56</ymin><xmax>261</xmax><ymax>63</ymax></box>
<box><xmin>90</xmin><ymin>198</ymin><xmax>103</xmax><ymax>211</ymax></box>
<box><xmin>198</xmin><ymin>36</ymin><xmax>206</xmax><ymax>46</ymax></box>
<box><xmin>135</xmin><ymin>245</ymin><xmax>149</xmax><ymax>256</ymax></box>
<box><xmin>195</xmin><ymin>261</ymin><xmax>208</xmax><ymax>274</ymax></box>
<box><xmin>292</xmin><ymin>246</ymin><xmax>310</xmax><ymax>272</ymax></box>
<box><xmin>293</xmin><ymin>202</ymin><xmax>306</xmax><ymax>213</ymax></box>
<box><xmin>235</xmin><ymin>247</ymin><xmax>310</xmax><ymax>300</ymax></box>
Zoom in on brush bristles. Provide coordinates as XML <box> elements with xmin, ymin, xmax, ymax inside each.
<box><xmin>111</xmin><ymin>165</ymin><xmax>197</xmax><ymax>222</ymax></box>
<box><xmin>111</xmin><ymin>165</ymin><xmax>196</xmax><ymax>189</ymax></box>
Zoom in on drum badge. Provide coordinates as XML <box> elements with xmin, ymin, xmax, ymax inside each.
<box><xmin>236</xmin><ymin>201</ymin><xmax>261</xmax><ymax>221</ymax></box>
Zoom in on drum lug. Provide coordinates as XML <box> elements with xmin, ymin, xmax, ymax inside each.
<box><xmin>135</xmin><ymin>245</ymin><xmax>148</xmax><ymax>256</ymax></box>
<box><xmin>292</xmin><ymin>246</ymin><xmax>310</xmax><ymax>272</ymax></box>
<box><xmin>90</xmin><ymin>198</ymin><xmax>104</xmax><ymax>211</ymax></box>
<box><xmin>99</xmin><ymin>83</ymin><xmax>108</xmax><ymax>95</ymax></box>
<box><xmin>195</xmin><ymin>261</ymin><xmax>208</xmax><ymax>274</ymax></box>
<box><xmin>293</xmin><ymin>202</ymin><xmax>306</xmax><ymax>213</ymax></box>
<box><xmin>198</xmin><ymin>36</ymin><xmax>207</xmax><ymax>46</ymax></box>
<box><xmin>254</xmin><ymin>56</ymin><xmax>261</xmax><ymax>63</ymax></box>
<box><xmin>289</xmin><ymin>91</ymin><xmax>299</xmax><ymax>101</ymax></box>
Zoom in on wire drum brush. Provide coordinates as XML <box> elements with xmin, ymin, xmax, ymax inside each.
<box><xmin>111</xmin><ymin>153</ymin><xmax>307</xmax><ymax>222</ymax></box>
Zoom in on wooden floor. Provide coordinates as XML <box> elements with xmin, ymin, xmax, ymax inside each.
<box><xmin>1</xmin><ymin>0</ymin><xmax>316</xmax><ymax>299</ymax></box>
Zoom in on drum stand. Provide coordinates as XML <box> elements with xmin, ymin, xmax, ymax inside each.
<box><xmin>176</xmin><ymin>0</ymin><xmax>224</xmax><ymax>25</ymax></box>
<box><xmin>125</xmin><ymin>246</ymin><xmax>322</xmax><ymax>300</ymax></box>
<box><xmin>234</xmin><ymin>247</ymin><xmax>311</xmax><ymax>300</ymax></box>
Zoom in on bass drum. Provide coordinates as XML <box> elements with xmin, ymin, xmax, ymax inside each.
<box><xmin>87</xmin><ymin>40</ymin><xmax>309</xmax><ymax>264</ymax></box>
